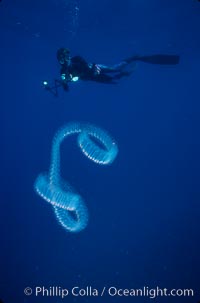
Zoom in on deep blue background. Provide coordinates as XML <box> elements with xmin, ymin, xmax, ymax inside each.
<box><xmin>0</xmin><ymin>0</ymin><xmax>200</xmax><ymax>302</ymax></box>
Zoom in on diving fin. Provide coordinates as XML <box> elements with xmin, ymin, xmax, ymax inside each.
<box><xmin>125</xmin><ymin>54</ymin><xmax>180</xmax><ymax>65</ymax></box>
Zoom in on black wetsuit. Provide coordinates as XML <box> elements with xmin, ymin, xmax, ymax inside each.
<box><xmin>60</xmin><ymin>56</ymin><xmax>130</xmax><ymax>85</ymax></box>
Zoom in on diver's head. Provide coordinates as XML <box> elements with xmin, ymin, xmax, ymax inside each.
<box><xmin>57</xmin><ymin>48</ymin><xmax>70</xmax><ymax>65</ymax></box>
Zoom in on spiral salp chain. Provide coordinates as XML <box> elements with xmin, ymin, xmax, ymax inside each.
<box><xmin>34</xmin><ymin>122</ymin><xmax>118</xmax><ymax>232</ymax></box>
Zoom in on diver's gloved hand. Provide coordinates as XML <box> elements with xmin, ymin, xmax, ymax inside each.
<box><xmin>61</xmin><ymin>73</ymin><xmax>72</xmax><ymax>82</ymax></box>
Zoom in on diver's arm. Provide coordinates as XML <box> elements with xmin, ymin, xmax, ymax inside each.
<box><xmin>59</xmin><ymin>70</ymin><xmax>72</xmax><ymax>91</ymax></box>
<box><xmin>54</xmin><ymin>79</ymin><xmax>69</xmax><ymax>92</ymax></box>
<box><xmin>61</xmin><ymin>80</ymin><xmax>69</xmax><ymax>91</ymax></box>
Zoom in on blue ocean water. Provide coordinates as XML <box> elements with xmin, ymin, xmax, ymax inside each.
<box><xmin>0</xmin><ymin>0</ymin><xmax>200</xmax><ymax>302</ymax></box>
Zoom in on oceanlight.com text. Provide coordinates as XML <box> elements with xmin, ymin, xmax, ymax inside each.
<box><xmin>107</xmin><ymin>286</ymin><xmax>194</xmax><ymax>298</ymax></box>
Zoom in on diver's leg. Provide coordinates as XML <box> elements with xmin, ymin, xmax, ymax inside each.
<box><xmin>96</xmin><ymin>62</ymin><xmax>128</xmax><ymax>73</ymax></box>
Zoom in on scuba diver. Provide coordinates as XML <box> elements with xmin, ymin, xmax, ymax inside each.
<box><xmin>43</xmin><ymin>48</ymin><xmax>180</xmax><ymax>96</ymax></box>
